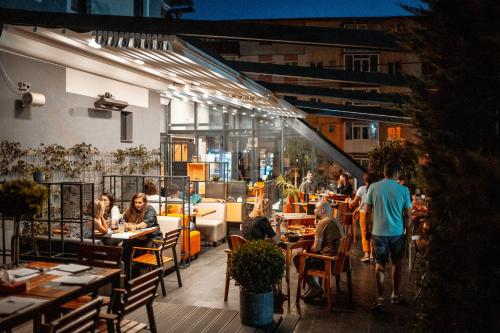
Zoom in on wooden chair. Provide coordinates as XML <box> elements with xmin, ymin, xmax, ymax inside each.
<box><xmin>61</xmin><ymin>244</ymin><xmax>123</xmax><ymax>311</ymax></box>
<box><xmin>296</xmin><ymin>236</ymin><xmax>352</xmax><ymax>312</ymax></box>
<box><xmin>224</xmin><ymin>235</ymin><xmax>247</xmax><ymax>301</ymax></box>
<box><xmin>42</xmin><ymin>297</ymin><xmax>104</xmax><ymax>333</ymax></box>
<box><xmin>131</xmin><ymin>229</ymin><xmax>182</xmax><ymax>297</ymax></box>
<box><xmin>98</xmin><ymin>268</ymin><xmax>162</xmax><ymax>333</ymax></box>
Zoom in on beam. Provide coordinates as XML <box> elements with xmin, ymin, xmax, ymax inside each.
<box><xmin>226</xmin><ymin>61</ymin><xmax>410</xmax><ymax>87</ymax></box>
<box><xmin>257</xmin><ymin>81</ymin><xmax>408</xmax><ymax>105</ymax></box>
<box><xmin>291</xmin><ymin>100</ymin><xmax>411</xmax><ymax>124</ymax></box>
<box><xmin>0</xmin><ymin>8</ymin><xmax>402</xmax><ymax>51</ymax></box>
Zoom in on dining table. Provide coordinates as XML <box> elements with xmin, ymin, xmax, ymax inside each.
<box><xmin>0</xmin><ymin>261</ymin><xmax>121</xmax><ymax>332</ymax></box>
<box><xmin>277</xmin><ymin>225</ymin><xmax>316</xmax><ymax>306</ymax></box>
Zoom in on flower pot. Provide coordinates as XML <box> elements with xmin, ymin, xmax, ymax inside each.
<box><xmin>32</xmin><ymin>171</ymin><xmax>45</xmax><ymax>183</ymax></box>
<box><xmin>239</xmin><ymin>290</ymin><xmax>274</xmax><ymax>326</ymax></box>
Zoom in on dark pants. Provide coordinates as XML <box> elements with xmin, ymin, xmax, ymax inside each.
<box><xmin>293</xmin><ymin>254</ymin><xmax>326</xmax><ymax>275</ymax></box>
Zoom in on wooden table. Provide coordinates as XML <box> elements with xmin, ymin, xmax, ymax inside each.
<box><xmin>278</xmin><ymin>231</ymin><xmax>315</xmax><ymax>306</ymax></box>
<box><xmin>0</xmin><ymin>261</ymin><xmax>121</xmax><ymax>332</ymax></box>
<box><xmin>105</xmin><ymin>226</ymin><xmax>159</xmax><ymax>240</ymax></box>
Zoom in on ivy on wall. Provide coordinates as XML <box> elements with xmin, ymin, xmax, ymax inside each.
<box><xmin>0</xmin><ymin>140</ymin><xmax>161</xmax><ymax>179</ymax></box>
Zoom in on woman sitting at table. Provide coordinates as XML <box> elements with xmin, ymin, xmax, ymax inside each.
<box><xmin>122</xmin><ymin>193</ymin><xmax>162</xmax><ymax>276</ymax></box>
<box><xmin>337</xmin><ymin>173</ymin><xmax>353</xmax><ymax>196</ymax></box>
<box><xmin>101</xmin><ymin>192</ymin><xmax>120</xmax><ymax>228</ymax></box>
<box><xmin>241</xmin><ymin>198</ymin><xmax>280</xmax><ymax>244</ymax></box>
<box><xmin>70</xmin><ymin>199</ymin><xmax>109</xmax><ymax>239</ymax></box>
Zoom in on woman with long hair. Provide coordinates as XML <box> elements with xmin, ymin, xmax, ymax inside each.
<box><xmin>241</xmin><ymin>198</ymin><xmax>280</xmax><ymax>244</ymax></box>
<box><xmin>349</xmin><ymin>172</ymin><xmax>376</xmax><ymax>262</ymax></box>
<box><xmin>70</xmin><ymin>199</ymin><xmax>108</xmax><ymax>239</ymax></box>
<box><xmin>122</xmin><ymin>192</ymin><xmax>162</xmax><ymax>277</ymax></box>
<box><xmin>101</xmin><ymin>192</ymin><xmax>120</xmax><ymax>227</ymax></box>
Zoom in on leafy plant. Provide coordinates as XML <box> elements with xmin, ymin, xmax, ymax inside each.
<box><xmin>0</xmin><ymin>141</ymin><xmax>27</xmax><ymax>176</ymax></box>
<box><xmin>399</xmin><ymin>1</ymin><xmax>500</xmax><ymax>331</ymax></box>
<box><xmin>230</xmin><ymin>240</ymin><xmax>284</xmax><ymax>293</ymax></box>
<box><xmin>368</xmin><ymin>140</ymin><xmax>419</xmax><ymax>184</ymax></box>
<box><xmin>274</xmin><ymin>174</ymin><xmax>299</xmax><ymax>199</ymax></box>
<box><xmin>0</xmin><ymin>180</ymin><xmax>47</xmax><ymax>218</ymax></box>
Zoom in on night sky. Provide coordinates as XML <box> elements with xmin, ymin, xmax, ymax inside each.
<box><xmin>183</xmin><ymin>0</ymin><xmax>425</xmax><ymax>20</ymax></box>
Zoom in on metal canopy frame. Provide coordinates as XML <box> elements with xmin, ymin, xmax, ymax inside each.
<box><xmin>226</xmin><ymin>61</ymin><xmax>409</xmax><ymax>87</ymax></box>
<box><xmin>0</xmin><ymin>8</ymin><xmax>401</xmax><ymax>51</ymax></box>
<box><xmin>257</xmin><ymin>81</ymin><xmax>408</xmax><ymax>105</ymax></box>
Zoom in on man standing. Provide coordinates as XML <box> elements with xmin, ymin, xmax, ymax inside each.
<box><xmin>293</xmin><ymin>201</ymin><xmax>342</xmax><ymax>301</ymax></box>
<box><xmin>365</xmin><ymin>162</ymin><xmax>412</xmax><ymax>309</ymax></box>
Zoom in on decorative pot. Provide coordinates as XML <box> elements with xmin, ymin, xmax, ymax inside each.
<box><xmin>239</xmin><ymin>290</ymin><xmax>274</xmax><ymax>326</ymax></box>
<box><xmin>32</xmin><ymin>171</ymin><xmax>45</xmax><ymax>183</ymax></box>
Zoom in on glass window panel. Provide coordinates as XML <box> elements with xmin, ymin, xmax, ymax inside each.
<box><xmin>362</xmin><ymin>126</ymin><xmax>369</xmax><ymax>139</ymax></box>
<box><xmin>353</xmin><ymin>126</ymin><xmax>360</xmax><ymax>139</ymax></box>
<box><xmin>91</xmin><ymin>0</ymin><xmax>134</xmax><ymax>16</ymax></box>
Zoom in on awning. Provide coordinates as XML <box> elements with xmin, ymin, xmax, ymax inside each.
<box><xmin>0</xmin><ymin>25</ymin><xmax>304</xmax><ymax>118</ymax></box>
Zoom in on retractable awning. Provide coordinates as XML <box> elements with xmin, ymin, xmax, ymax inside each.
<box><xmin>0</xmin><ymin>25</ymin><xmax>304</xmax><ymax>118</ymax></box>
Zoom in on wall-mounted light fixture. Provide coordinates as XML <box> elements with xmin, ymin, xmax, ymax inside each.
<box><xmin>93</xmin><ymin>92</ymin><xmax>128</xmax><ymax>111</ymax></box>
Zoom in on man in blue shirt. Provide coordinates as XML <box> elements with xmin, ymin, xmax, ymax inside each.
<box><xmin>365</xmin><ymin>162</ymin><xmax>412</xmax><ymax>309</ymax></box>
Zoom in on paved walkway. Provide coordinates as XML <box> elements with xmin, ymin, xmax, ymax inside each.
<box><xmin>160</xmin><ymin>236</ymin><xmax>417</xmax><ymax>333</ymax></box>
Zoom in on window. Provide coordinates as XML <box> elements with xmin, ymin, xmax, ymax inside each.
<box><xmin>387</xmin><ymin>127</ymin><xmax>402</xmax><ymax>139</ymax></box>
<box><xmin>310</xmin><ymin>62</ymin><xmax>323</xmax><ymax>68</ymax></box>
<box><xmin>344</xmin><ymin>54</ymin><xmax>379</xmax><ymax>72</ymax></box>
<box><xmin>388</xmin><ymin>62</ymin><xmax>402</xmax><ymax>75</ymax></box>
<box><xmin>345</xmin><ymin>123</ymin><xmax>370</xmax><ymax>140</ymax></box>
<box><xmin>328</xmin><ymin>125</ymin><xmax>335</xmax><ymax>133</ymax></box>
<box><xmin>121</xmin><ymin>111</ymin><xmax>133</xmax><ymax>142</ymax></box>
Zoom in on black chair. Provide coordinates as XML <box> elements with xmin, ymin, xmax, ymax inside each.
<box><xmin>100</xmin><ymin>268</ymin><xmax>162</xmax><ymax>333</ymax></box>
<box><xmin>41</xmin><ymin>297</ymin><xmax>103</xmax><ymax>333</ymax></box>
<box><xmin>131</xmin><ymin>229</ymin><xmax>182</xmax><ymax>297</ymax></box>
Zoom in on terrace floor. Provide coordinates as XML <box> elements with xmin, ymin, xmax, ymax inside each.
<box><xmin>158</xmin><ymin>234</ymin><xmax>417</xmax><ymax>333</ymax></box>
<box><xmin>11</xmin><ymin>232</ymin><xmax>417</xmax><ymax>332</ymax></box>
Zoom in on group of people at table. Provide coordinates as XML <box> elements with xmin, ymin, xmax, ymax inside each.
<box><xmin>243</xmin><ymin>162</ymin><xmax>424</xmax><ymax>309</ymax></box>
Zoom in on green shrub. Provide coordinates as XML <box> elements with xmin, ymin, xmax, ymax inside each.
<box><xmin>230</xmin><ymin>240</ymin><xmax>285</xmax><ymax>293</ymax></box>
<box><xmin>0</xmin><ymin>179</ymin><xmax>47</xmax><ymax>218</ymax></box>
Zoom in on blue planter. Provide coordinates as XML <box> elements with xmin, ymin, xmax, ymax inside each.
<box><xmin>32</xmin><ymin>171</ymin><xmax>45</xmax><ymax>183</ymax></box>
<box><xmin>239</xmin><ymin>290</ymin><xmax>274</xmax><ymax>326</ymax></box>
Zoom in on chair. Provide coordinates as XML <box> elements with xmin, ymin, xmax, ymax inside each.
<box><xmin>296</xmin><ymin>236</ymin><xmax>352</xmax><ymax>312</ymax></box>
<box><xmin>61</xmin><ymin>244</ymin><xmax>123</xmax><ymax>311</ymax></box>
<box><xmin>224</xmin><ymin>235</ymin><xmax>247</xmax><ymax>301</ymax></box>
<box><xmin>99</xmin><ymin>268</ymin><xmax>162</xmax><ymax>333</ymax></box>
<box><xmin>409</xmin><ymin>218</ymin><xmax>429</xmax><ymax>281</ymax></box>
<box><xmin>78</xmin><ymin>243</ymin><xmax>123</xmax><ymax>269</ymax></box>
<box><xmin>131</xmin><ymin>229</ymin><xmax>182</xmax><ymax>297</ymax></box>
<box><xmin>41</xmin><ymin>297</ymin><xmax>104</xmax><ymax>333</ymax></box>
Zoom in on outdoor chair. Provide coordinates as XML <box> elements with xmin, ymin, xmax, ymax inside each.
<box><xmin>224</xmin><ymin>235</ymin><xmax>247</xmax><ymax>301</ymax></box>
<box><xmin>131</xmin><ymin>228</ymin><xmax>182</xmax><ymax>297</ymax></box>
<box><xmin>42</xmin><ymin>297</ymin><xmax>104</xmax><ymax>333</ymax></box>
<box><xmin>97</xmin><ymin>268</ymin><xmax>162</xmax><ymax>333</ymax></box>
<box><xmin>296</xmin><ymin>236</ymin><xmax>352</xmax><ymax>312</ymax></box>
<box><xmin>61</xmin><ymin>244</ymin><xmax>123</xmax><ymax>312</ymax></box>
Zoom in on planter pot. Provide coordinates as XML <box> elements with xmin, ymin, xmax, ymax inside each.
<box><xmin>32</xmin><ymin>171</ymin><xmax>45</xmax><ymax>183</ymax></box>
<box><xmin>239</xmin><ymin>290</ymin><xmax>274</xmax><ymax>326</ymax></box>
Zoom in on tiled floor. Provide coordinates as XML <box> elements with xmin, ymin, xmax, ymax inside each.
<box><xmin>159</xmin><ymin>237</ymin><xmax>417</xmax><ymax>333</ymax></box>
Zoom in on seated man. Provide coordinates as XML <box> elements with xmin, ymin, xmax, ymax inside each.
<box><xmin>299</xmin><ymin>171</ymin><xmax>317</xmax><ymax>195</ymax></box>
<box><xmin>293</xmin><ymin>201</ymin><xmax>342</xmax><ymax>301</ymax></box>
<box><xmin>337</xmin><ymin>173</ymin><xmax>353</xmax><ymax>196</ymax></box>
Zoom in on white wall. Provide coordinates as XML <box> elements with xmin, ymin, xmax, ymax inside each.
<box><xmin>0</xmin><ymin>51</ymin><xmax>162</xmax><ymax>152</ymax></box>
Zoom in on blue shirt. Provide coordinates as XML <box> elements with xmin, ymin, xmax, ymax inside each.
<box><xmin>190</xmin><ymin>193</ymin><xmax>202</xmax><ymax>206</ymax></box>
<box><xmin>365</xmin><ymin>179</ymin><xmax>412</xmax><ymax>236</ymax></box>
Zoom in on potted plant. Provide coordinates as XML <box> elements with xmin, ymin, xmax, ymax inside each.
<box><xmin>31</xmin><ymin>165</ymin><xmax>46</xmax><ymax>183</ymax></box>
<box><xmin>0</xmin><ymin>180</ymin><xmax>47</xmax><ymax>266</ymax></box>
<box><xmin>230</xmin><ymin>240</ymin><xmax>285</xmax><ymax>326</ymax></box>
<box><xmin>275</xmin><ymin>175</ymin><xmax>300</xmax><ymax>212</ymax></box>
